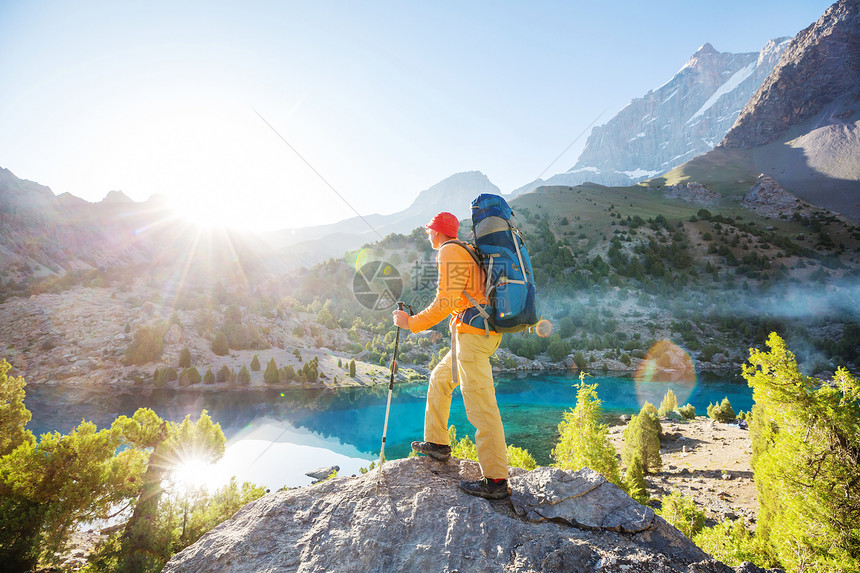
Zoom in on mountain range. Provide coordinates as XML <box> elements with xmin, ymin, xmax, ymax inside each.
<box><xmin>657</xmin><ymin>0</ymin><xmax>860</xmax><ymax>220</ymax></box>
<box><xmin>258</xmin><ymin>170</ymin><xmax>500</xmax><ymax>268</ymax></box>
<box><xmin>1</xmin><ymin>0</ymin><xmax>858</xmax><ymax>278</ymax></box>
<box><xmin>512</xmin><ymin>37</ymin><xmax>791</xmax><ymax>194</ymax></box>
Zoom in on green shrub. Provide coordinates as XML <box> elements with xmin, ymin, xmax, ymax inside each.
<box><xmin>707</xmin><ymin>397</ymin><xmax>736</xmax><ymax>423</ymax></box>
<box><xmin>552</xmin><ymin>374</ymin><xmax>621</xmax><ymax>486</ymax></box>
<box><xmin>125</xmin><ymin>323</ymin><xmax>168</xmax><ymax>365</ymax></box>
<box><xmin>448</xmin><ymin>426</ymin><xmax>537</xmax><ymax>471</ymax></box>
<box><xmin>658</xmin><ymin>389</ymin><xmax>678</xmax><ymax>417</ymax></box>
<box><xmin>179</xmin><ymin>367</ymin><xmax>201</xmax><ymax>386</ymax></box>
<box><xmin>692</xmin><ymin>519</ymin><xmax>778</xmax><ymax>568</ymax></box>
<box><xmin>211</xmin><ymin>332</ymin><xmax>229</xmax><ymax>356</ymax></box>
<box><xmin>250</xmin><ymin>354</ymin><xmax>261</xmax><ymax>371</ymax></box>
<box><xmin>506</xmin><ymin>445</ymin><xmax>537</xmax><ymax>471</ymax></box>
<box><xmin>623</xmin><ymin>455</ymin><xmax>649</xmax><ymax>504</ymax></box>
<box><xmin>678</xmin><ymin>404</ymin><xmax>696</xmax><ymax>420</ymax></box>
<box><xmin>237</xmin><ymin>365</ymin><xmax>251</xmax><ymax>386</ymax></box>
<box><xmin>658</xmin><ymin>491</ymin><xmax>705</xmax><ymax>539</ymax></box>
<box><xmin>743</xmin><ymin>333</ymin><xmax>860</xmax><ymax>572</ymax></box>
<box><xmin>573</xmin><ymin>351</ymin><xmax>587</xmax><ymax>370</ymax></box>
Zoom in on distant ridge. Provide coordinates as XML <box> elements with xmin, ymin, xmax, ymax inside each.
<box><xmin>260</xmin><ymin>171</ymin><xmax>500</xmax><ymax>268</ymax></box>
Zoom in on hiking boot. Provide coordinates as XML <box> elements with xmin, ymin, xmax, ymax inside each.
<box><xmin>459</xmin><ymin>478</ymin><xmax>511</xmax><ymax>500</ymax></box>
<box><xmin>411</xmin><ymin>441</ymin><xmax>451</xmax><ymax>461</ymax></box>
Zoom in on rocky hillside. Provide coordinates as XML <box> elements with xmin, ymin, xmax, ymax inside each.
<box><xmin>721</xmin><ymin>0</ymin><xmax>860</xmax><ymax>150</ymax></box>
<box><xmin>512</xmin><ymin>39</ymin><xmax>788</xmax><ymax>194</ymax></box>
<box><xmin>162</xmin><ymin>457</ymin><xmax>768</xmax><ymax>573</ymax></box>
<box><xmin>717</xmin><ymin>0</ymin><xmax>860</xmax><ymax>219</ymax></box>
<box><xmin>0</xmin><ymin>168</ymin><xmax>168</xmax><ymax>281</ymax></box>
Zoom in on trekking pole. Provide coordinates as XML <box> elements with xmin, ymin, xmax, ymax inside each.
<box><xmin>377</xmin><ymin>302</ymin><xmax>408</xmax><ymax>493</ymax></box>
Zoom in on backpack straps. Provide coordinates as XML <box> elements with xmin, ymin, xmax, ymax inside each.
<box><xmin>441</xmin><ymin>239</ymin><xmax>492</xmax><ymax>336</ymax></box>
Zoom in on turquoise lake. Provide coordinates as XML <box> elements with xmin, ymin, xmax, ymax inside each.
<box><xmin>24</xmin><ymin>371</ymin><xmax>753</xmax><ymax>490</ymax></box>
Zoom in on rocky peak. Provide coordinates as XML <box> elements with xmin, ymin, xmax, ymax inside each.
<box><xmin>162</xmin><ymin>457</ymin><xmax>760</xmax><ymax>573</ymax></box>
<box><xmin>512</xmin><ymin>39</ymin><xmax>789</xmax><ymax>195</ymax></box>
<box><xmin>720</xmin><ymin>0</ymin><xmax>860</xmax><ymax>149</ymax></box>
<box><xmin>101</xmin><ymin>190</ymin><xmax>134</xmax><ymax>204</ymax></box>
<box><xmin>410</xmin><ymin>170</ymin><xmax>499</xmax><ymax>219</ymax></box>
<box><xmin>680</xmin><ymin>42</ymin><xmax>721</xmax><ymax>71</ymax></box>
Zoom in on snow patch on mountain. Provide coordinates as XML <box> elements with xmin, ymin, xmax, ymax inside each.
<box><xmin>688</xmin><ymin>61</ymin><xmax>757</xmax><ymax>123</ymax></box>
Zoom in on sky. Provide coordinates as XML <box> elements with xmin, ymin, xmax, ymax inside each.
<box><xmin>0</xmin><ymin>0</ymin><xmax>835</xmax><ymax>231</ymax></box>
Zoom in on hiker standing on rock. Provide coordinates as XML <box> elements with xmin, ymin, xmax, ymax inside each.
<box><xmin>392</xmin><ymin>211</ymin><xmax>510</xmax><ymax>500</ymax></box>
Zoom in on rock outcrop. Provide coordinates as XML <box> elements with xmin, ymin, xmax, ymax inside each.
<box><xmin>742</xmin><ymin>174</ymin><xmax>804</xmax><ymax>218</ymax></box>
<box><xmin>162</xmin><ymin>457</ymin><xmax>750</xmax><ymax>573</ymax></box>
<box><xmin>664</xmin><ymin>182</ymin><xmax>721</xmax><ymax>205</ymax></box>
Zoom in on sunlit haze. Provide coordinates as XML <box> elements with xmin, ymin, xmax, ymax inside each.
<box><xmin>0</xmin><ymin>1</ymin><xmax>833</xmax><ymax>231</ymax></box>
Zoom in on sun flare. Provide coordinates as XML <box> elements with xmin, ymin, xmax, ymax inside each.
<box><xmin>170</xmin><ymin>458</ymin><xmax>222</xmax><ymax>492</ymax></box>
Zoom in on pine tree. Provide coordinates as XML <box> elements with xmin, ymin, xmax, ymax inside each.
<box><xmin>623</xmin><ymin>454</ymin><xmax>649</xmax><ymax>504</ymax></box>
<box><xmin>658</xmin><ymin>389</ymin><xmax>678</xmax><ymax>417</ymax></box>
<box><xmin>622</xmin><ymin>404</ymin><xmax>662</xmax><ymax>474</ymax></box>
<box><xmin>179</xmin><ymin>367</ymin><xmax>201</xmax><ymax>386</ymax></box>
<box><xmin>349</xmin><ymin>359</ymin><xmax>356</xmax><ymax>378</ymax></box>
<box><xmin>551</xmin><ymin>374</ymin><xmax>622</xmax><ymax>486</ymax></box>
<box><xmin>179</xmin><ymin>347</ymin><xmax>191</xmax><ymax>368</ymax></box>
<box><xmin>743</xmin><ymin>333</ymin><xmax>860</xmax><ymax>572</ymax></box>
<box><xmin>0</xmin><ymin>362</ymin><xmax>143</xmax><ymax>570</ymax></box>
<box><xmin>203</xmin><ymin>368</ymin><xmax>215</xmax><ymax>385</ymax></box>
<box><xmin>250</xmin><ymin>354</ymin><xmax>261</xmax><ymax>372</ymax></box>
<box><xmin>114</xmin><ymin>409</ymin><xmax>225</xmax><ymax>572</ymax></box>
<box><xmin>211</xmin><ymin>332</ymin><xmax>229</xmax><ymax>356</ymax></box>
<box><xmin>237</xmin><ymin>365</ymin><xmax>251</xmax><ymax>386</ymax></box>
<box><xmin>0</xmin><ymin>359</ymin><xmax>33</xmax><ymax>457</ymax></box>
<box><xmin>264</xmin><ymin>358</ymin><xmax>279</xmax><ymax>384</ymax></box>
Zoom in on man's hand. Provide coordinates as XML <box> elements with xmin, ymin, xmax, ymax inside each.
<box><xmin>392</xmin><ymin>309</ymin><xmax>410</xmax><ymax>329</ymax></box>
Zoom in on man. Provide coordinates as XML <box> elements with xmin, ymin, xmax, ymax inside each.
<box><xmin>392</xmin><ymin>211</ymin><xmax>509</xmax><ymax>500</ymax></box>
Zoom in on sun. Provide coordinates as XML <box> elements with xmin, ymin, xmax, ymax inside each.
<box><xmin>168</xmin><ymin>195</ymin><xmax>238</xmax><ymax>230</ymax></box>
<box><xmin>169</xmin><ymin>457</ymin><xmax>225</xmax><ymax>493</ymax></box>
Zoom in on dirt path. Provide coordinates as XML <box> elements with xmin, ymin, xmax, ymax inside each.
<box><xmin>608</xmin><ymin>416</ymin><xmax>758</xmax><ymax>526</ymax></box>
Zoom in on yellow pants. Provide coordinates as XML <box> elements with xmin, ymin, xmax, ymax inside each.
<box><xmin>424</xmin><ymin>332</ymin><xmax>508</xmax><ymax>479</ymax></box>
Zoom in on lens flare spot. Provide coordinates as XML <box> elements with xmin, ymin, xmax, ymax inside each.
<box><xmin>634</xmin><ymin>339</ymin><xmax>697</xmax><ymax>409</ymax></box>
<box><xmin>535</xmin><ymin>319</ymin><xmax>553</xmax><ymax>338</ymax></box>
<box><xmin>353</xmin><ymin>248</ymin><xmax>372</xmax><ymax>272</ymax></box>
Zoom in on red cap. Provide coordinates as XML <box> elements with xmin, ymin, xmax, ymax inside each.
<box><xmin>425</xmin><ymin>212</ymin><xmax>459</xmax><ymax>238</ymax></box>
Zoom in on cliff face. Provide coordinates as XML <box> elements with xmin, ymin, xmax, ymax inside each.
<box><xmin>714</xmin><ymin>0</ymin><xmax>860</xmax><ymax>219</ymax></box>
<box><xmin>720</xmin><ymin>0</ymin><xmax>860</xmax><ymax>149</ymax></box>
<box><xmin>512</xmin><ymin>39</ymin><xmax>788</xmax><ymax>195</ymax></box>
<box><xmin>162</xmin><ymin>457</ymin><xmax>766</xmax><ymax>573</ymax></box>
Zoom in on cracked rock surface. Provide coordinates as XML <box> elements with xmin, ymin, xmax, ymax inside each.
<box><xmin>162</xmin><ymin>457</ymin><xmax>764</xmax><ymax>573</ymax></box>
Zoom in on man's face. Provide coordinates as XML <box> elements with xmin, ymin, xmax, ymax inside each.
<box><xmin>427</xmin><ymin>228</ymin><xmax>443</xmax><ymax>249</ymax></box>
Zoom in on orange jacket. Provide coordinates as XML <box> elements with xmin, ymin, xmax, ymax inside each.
<box><xmin>407</xmin><ymin>241</ymin><xmax>492</xmax><ymax>335</ymax></box>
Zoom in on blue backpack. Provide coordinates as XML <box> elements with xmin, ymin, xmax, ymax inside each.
<box><xmin>453</xmin><ymin>194</ymin><xmax>540</xmax><ymax>333</ymax></box>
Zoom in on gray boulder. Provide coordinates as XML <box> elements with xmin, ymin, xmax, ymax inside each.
<box><xmin>163</xmin><ymin>457</ymin><xmax>733</xmax><ymax>573</ymax></box>
<box><xmin>305</xmin><ymin>465</ymin><xmax>340</xmax><ymax>482</ymax></box>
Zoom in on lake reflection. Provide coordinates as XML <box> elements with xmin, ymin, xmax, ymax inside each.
<box><xmin>25</xmin><ymin>372</ymin><xmax>753</xmax><ymax>488</ymax></box>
